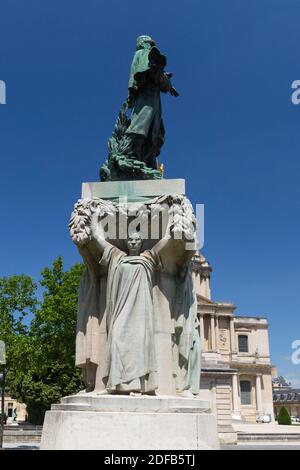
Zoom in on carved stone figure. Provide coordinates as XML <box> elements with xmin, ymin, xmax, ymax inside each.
<box><xmin>91</xmin><ymin>221</ymin><xmax>161</xmax><ymax>393</ymax></box>
<box><xmin>69</xmin><ymin>194</ymin><xmax>201</xmax><ymax>395</ymax></box>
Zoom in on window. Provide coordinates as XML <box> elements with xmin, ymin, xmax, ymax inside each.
<box><xmin>238</xmin><ymin>335</ymin><xmax>249</xmax><ymax>353</ymax></box>
<box><xmin>7</xmin><ymin>402</ymin><xmax>13</xmax><ymax>417</ymax></box>
<box><xmin>240</xmin><ymin>380</ymin><xmax>251</xmax><ymax>405</ymax></box>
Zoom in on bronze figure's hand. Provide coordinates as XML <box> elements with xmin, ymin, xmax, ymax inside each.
<box><xmin>170</xmin><ymin>87</ymin><xmax>179</xmax><ymax>97</ymax></box>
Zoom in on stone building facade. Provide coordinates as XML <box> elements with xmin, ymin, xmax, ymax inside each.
<box><xmin>193</xmin><ymin>254</ymin><xmax>274</xmax><ymax>443</ymax></box>
<box><xmin>3</xmin><ymin>394</ymin><xmax>27</xmax><ymax>423</ymax></box>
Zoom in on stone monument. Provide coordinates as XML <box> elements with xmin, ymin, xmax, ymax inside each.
<box><xmin>40</xmin><ymin>35</ymin><xmax>220</xmax><ymax>450</ymax></box>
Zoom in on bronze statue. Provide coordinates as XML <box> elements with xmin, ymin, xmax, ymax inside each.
<box><xmin>100</xmin><ymin>35</ymin><xmax>179</xmax><ymax>181</ymax></box>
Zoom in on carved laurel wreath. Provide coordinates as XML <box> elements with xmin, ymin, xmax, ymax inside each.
<box><xmin>69</xmin><ymin>194</ymin><xmax>197</xmax><ymax>247</ymax></box>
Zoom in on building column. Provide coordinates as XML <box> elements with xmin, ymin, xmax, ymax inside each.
<box><xmin>211</xmin><ymin>379</ymin><xmax>217</xmax><ymax>414</ymax></box>
<box><xmin>210</xmin><ymin>315</ymin><xmax>216</xmax><ymax>351</ymax></box>
<box><xmin>232</xmin><ymin>373</ymin><xmax>240</xmax><ymax>416</ymax></box>
<box><xmin>256</xmin><ymin>374</ymin><xmax>263</xmax><ymax>414</ymax></box>
<box><xmin>215</xmin><ymin>315</ymin><xmax>219</xmax><ymax>353</ymax></box>
<box><xmin>230</xmin><ymin>317</ymin><xmax>236</xmax><ymax>353</ymax></box>
<box><xmin>200</xmin><ymin>315</ymin><xmax>204</xmax><ymax>344</ymax></box>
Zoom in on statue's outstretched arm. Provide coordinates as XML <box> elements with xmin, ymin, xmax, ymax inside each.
<box><xmin>90</xmin><ymin>208</ymin><xmax>111</xmax><ymax>255</ymax></box>
<box><xmin>152</xmin><ymin>217</ymin><xmax>196</xmax><ymax>272</ymax></box>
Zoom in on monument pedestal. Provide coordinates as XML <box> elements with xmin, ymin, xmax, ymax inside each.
<box><xmin>42</xmin><ymin>178</ymin><xmax>221</xmax><ymax>450</ymax></box>
<box><xmin>40</xmin><ymin>394</ymin><xmax>220</xmax><ymax>450</ymax></box>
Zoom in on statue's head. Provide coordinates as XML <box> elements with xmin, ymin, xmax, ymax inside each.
<box><xmin>126</xmin><ymin>231</ymin><xmax>143</xmax><ymax>256</ymax></box>
<box><xmin>136</xmin><ymin>35</ymin><xmax>155</xmax><ymax>50</ymax></box>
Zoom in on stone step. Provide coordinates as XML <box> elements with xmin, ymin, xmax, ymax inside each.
<box><xmin>238</xmin><ymin>433</ymin><xmax>300</xmax><ymax>442</ymax></box>
<box><xmin>3</xmin><ymin>429</ymin><xmax>42</xmax><ymax>443</ymax></box>
<box><xmin>57</xmin><ymin>394</ymin><xmax>210</xmax><ymax>413</ymax></box>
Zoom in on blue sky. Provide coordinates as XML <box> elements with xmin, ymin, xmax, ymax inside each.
<box><xmin>1</xmin><ymin>0</ymin><xmax>300</xmax><ymax>385</ymax></box>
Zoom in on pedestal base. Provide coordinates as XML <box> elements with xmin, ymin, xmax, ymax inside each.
<box><xmin>82</xmin><ymin>179</ymin><xmax>185</xmax><ymax>201</ymax></box>
<box><xmin>40</xmin><ymin>394</ymin><xmax>220</xmax><ymax>450</ymax></box>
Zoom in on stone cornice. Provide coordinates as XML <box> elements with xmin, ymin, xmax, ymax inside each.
<box><xmin>234</xmin><ymin>317</ymin><xmax>268</xmax><ymax>326</ymax></box>
<box><xmin>197</xmin><ymin>305</ymin><xmax>236</xmax><ymax>316</ymax></box>
<box><xmin>201</xmin><ymin>369</ymin><xmax>237</xmax><ymax>376</ymax></box>
<box><xmin>230</xmin><ymin>362</ymin><xmax>272</xmax><ymax>374</ymax></box>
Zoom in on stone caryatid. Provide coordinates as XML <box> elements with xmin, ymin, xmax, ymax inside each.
<box><xmin>69</xmin><ymin>194</ymin><xmax>201</xmax><ymax>396</ymax></box>
<box><xmin>100</xmin><ymin>35</ymin><xmax>179</xmax><ymax>182</ymax></box>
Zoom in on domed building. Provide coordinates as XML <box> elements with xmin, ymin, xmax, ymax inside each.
<box><xmin>193</xmin><ymin>254</ymin><xmax>274</xmax><ymax>444</ymax></box>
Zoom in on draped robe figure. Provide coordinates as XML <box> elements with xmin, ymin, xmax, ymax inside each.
<box><xmin>100</xmin><ymin>244</ymin><xmax>160</xmax><ymax>392</ymax></box>
<box><xmin>70</xmin><ymin>196</ymin><xmax>201</xmax><ymax>396</ymax></box>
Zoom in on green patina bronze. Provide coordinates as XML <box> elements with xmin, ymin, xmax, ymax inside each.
<box><xmin>100</xmin><ymin>35</ymin><xmax>179</xmax><ymax>182</ymax></box>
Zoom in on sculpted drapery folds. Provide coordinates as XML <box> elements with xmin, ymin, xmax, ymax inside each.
<box><xmin>69</xmin><ymin>195</ymin><xmax>201</xmax><ymax>395</ymax></box>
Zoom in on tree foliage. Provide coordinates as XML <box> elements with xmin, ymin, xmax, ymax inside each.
<box><xmin>0</xmin><ymin>274</ymin><xmax>36</xmax><ymax>340</ymax></box>
<box><xmin>0</xmin><ymin>257</ymin><xmax>85</xmax><ymax>424</ymax></box>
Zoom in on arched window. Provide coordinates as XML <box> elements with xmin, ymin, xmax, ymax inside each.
<box><xmin>238</xmin><ymin>335</ymin><xmax>249</xmax><ymax>353</ymax></box>
<box><xmin>240</xmin><ymin>380</ymin><xmax>252</xmax><ymax>405</ymax></box>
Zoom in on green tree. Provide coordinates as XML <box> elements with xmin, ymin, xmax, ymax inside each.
<box><xmin>0</xmin><ymin>274</ymin><xmax>37</xmax><ymax>420</ymax></box>
<box><xmin>0</xmin><ymin>274</ymin><xmax>37</xmax><ymax>381</ymax></box>
<box><xmin>5</xmin><ymin>258</ymin><xmax>85</xmax><ymax>424</ymax></box>
<box><xmin>0</xmin><ymin>274</ymin><xmax>37</xmax><ymax>342</ymax></box>
<box><xmin>277</xmin><ymin>406</ymin><xmax>292</xmax><ymax>425</ymax></box>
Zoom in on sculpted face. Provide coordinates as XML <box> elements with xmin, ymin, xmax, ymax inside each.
<box><xmin>126</xmin><ymin>232</ymin><xmax>143</xmax><ymax>256</ymax></box>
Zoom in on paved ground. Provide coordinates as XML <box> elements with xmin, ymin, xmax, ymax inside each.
<box><xmin>233</xmin><ymin>422</ymin><xmax>300</xmax><ymax>434</ymax></box>
<box><xmin>3</xmin><ymin>443</ymin><xmax>39</xmax><ymax>450</ymax></box>
<box><xmin>222</xmin><ymin>444</ymin><xmax>300</xmax><ymax>450</ymax></box>
<box><xmin>3</xmin><ymin>442</ymin><xmax>300</xmax><ymax>451</ymax></box>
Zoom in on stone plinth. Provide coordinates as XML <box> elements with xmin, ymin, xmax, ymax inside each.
<box><xmin>40</xmin><ymin>394</ymin><xmax>220</xmax><ymax>450</ymax></box>
<box><xmin>82</xmin><ymin>179</ymin><xmax>185</xmax><ymax>201</ymax></box>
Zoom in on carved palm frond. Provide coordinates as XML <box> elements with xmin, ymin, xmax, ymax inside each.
<box><xmin>101</xmin><ymin>101</ymin><xmax>162</xmax><ymax>181</ymax></box>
